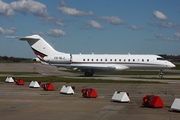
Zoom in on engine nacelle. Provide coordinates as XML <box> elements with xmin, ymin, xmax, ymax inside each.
<box><xmin>44</xmin><ymin>54</ymin><xmax>71</xmax><ymax>64</ymax></box>
<box><xmin>32</xmin><ymin>58</ymin><xmax>41</xmax><ymax>62</ymax></box>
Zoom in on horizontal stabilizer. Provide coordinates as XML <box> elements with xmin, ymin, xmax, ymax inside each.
<box><xmin>6</xmin><ymin>36</ymin><xmax>23</xmax><ymax>39</ymax></box>
<box><xmin>19</xmin><ymin>37</ymin><xmax>39</xmax><ymax>41</ymax></box>
<box><xmin>19</xmin><ymin>35</ymin><xmax>41</xmax><ymax>41</ymax></box>
<box><xmin>6</xmin><ymin>35</ymin><xmax>40</xmax><ymax>41</ymax></box>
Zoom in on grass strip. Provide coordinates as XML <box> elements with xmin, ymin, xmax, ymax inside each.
<box><xmin>0</xmin><ymin>76</ymin><xmax>161</xmax><ymax>83</ymax></box>
<box><xmin>0</xmin><ymin>72</ymin><xmax>39</xmax><ymax>75</ymax></box>
<box><xmin>61</xmin><ymin>70</ymin><xmax>175</xmax><ymax>75</ymax></box>
<box><xmin>132</xmin><ymin>77</ymin><xmax>180</xmax><ymax>80</ymax></box>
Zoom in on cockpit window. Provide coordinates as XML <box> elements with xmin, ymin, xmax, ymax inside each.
<box><xmin>157</xmin><ymin>57</ymin><xmax>166</xmax><ymax>60</ymax></box>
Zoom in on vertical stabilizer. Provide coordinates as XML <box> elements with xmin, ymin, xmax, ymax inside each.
<box><xmin>19</xmin><ymin>35</ymin><xmax>64</xmax><ymax>58</ymax></box>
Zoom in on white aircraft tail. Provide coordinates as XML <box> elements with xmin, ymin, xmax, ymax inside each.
<box><xmin>18</xmin><ymin>35</ymin><xmax>64</xmax><ymax>58</ymax></box>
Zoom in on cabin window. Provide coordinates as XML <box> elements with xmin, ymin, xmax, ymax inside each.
<box><xmin>142</xmin><ymin>59</ymin><xmax>144</xmax><ymax>62</ymax></box>
<box><xmin>96</xmin><ymin>59</ymin><xmax>98</xmax><ymax>61</ymax></box>
<box><xmin>119</xmin><ymin>59</ymin><xmax>121</xmax><ymax>61</ymax></box>
<box><xmin>105</xmin><ymin>59</ymin><xmax>107</xmax><ymax>61</ymax></box>
<box><xmin>101</xmin><ymin>59</ymin><xmax>103</xmax><ymax>61</ymax></box>
<box><xmin>128</xmin><ymin>59</ymin><xmax>130</xmax><ymax>62</ymax></box>
<box><xmin>133</xmin><ymin>59</ymin><xmax>135</xmax><ymax>62</ymax></box>
<box><xmin>83</xmin><ymin>59</ymin><xmax>85</xmax><ymax>61</ymax></box>
<box><xmin>124</xmin><ymin>59</ymin><xmax>126</xmax><ymax>62</ymax></box>
<box><xmin>87</xmin><ymin>59</ymin><xmax>89</xmax><ymax>61</ymax></box>
<box><xmin>110</xmin><ymin>59</ymin><xmax>112</xmax><ymax>61</ymax></box>
<box><xmin>147</xmin><ymin>59</ymin><xmax>149</xmax><ymax>62</ymax></box>
<box><xmin>114</xmin><ymin>59</ymin><xmax>116</xmax><ymax>61</ymax></box>
<box><xmin>157</xmin><ymin>57</ymin><xmax>166</xmax><ymax>60</ymax></box>
<box><xmin>91</xmin><ymin>59</ymin><xmax>93</xmax><ymax>61</ymax></box>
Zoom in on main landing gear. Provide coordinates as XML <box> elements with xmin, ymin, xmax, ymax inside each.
<box><xmin>84</xmin><ymin>71</ymin><xmax>94</xmax><ymax>77</ymax></box>
<box><xmin>159</xmin><ymin>70</ymin><xmax>164</xmax><ymax>78</ymax></box>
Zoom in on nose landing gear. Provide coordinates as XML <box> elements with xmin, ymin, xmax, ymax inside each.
<box><xmin>159</xmin><ymin>70</ymin><xmax>163</xmax><ymax>78</ymax></box>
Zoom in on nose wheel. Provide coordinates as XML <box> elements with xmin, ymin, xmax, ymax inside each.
<box><xmin>159</xmin><ymin>70</ymin><xmax>163</xmax><ymax>78</ymax></box>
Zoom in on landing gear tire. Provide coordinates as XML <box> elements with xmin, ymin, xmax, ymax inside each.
<box><xmin>159</xmin><ymin>74</ymin><xmax>163</xmax><ymax>78</ymax></box>
<box><xmin>84</xmin><ymin>72</ymin><xmax>94</xmax><ymax>77</ymax></box>
<box><xmin>159</xmin><ymin>70</ymin><xmax>164</xmax><ymax>78</ymax></box>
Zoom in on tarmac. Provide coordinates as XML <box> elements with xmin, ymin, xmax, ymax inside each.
<box><xmin>0</xmin><ymin>63</ymin><xmax>180</xmax><ymax>120</ymax></box>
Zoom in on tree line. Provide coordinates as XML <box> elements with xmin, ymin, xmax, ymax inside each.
<box><xmin>159</xmin><ymin>54</ymin><xmax>180</xmax><ymax>62</ymax></box>
<box><xmin>0</xmin><ymin>56</ymin><xmax>32</xmax><ymax>63</ymax></box>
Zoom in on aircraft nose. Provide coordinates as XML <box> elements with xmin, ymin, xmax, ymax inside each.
<box><xmin>167</xmin><ymin>62</ymin><xmax>175</xmax><ymax>68</ymax></box>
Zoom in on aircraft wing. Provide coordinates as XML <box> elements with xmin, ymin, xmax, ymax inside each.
<box><xmin>51</xmin><ymin>64</ymin><xmax>129</xmax><ymax>71</ymax></box>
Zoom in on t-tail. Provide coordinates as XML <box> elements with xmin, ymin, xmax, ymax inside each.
<box><xmin>18</xmin><ymin>35</ymin><xmax>72</xmax><ymax>64</ymax></box>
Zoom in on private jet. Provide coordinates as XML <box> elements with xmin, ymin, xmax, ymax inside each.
<box><xmin>11</xmin><ymin>35</ymin><xmax>175</xmax><ymax>77</ymax></box>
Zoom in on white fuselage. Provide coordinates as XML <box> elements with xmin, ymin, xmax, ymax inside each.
<box><xmin>44</xmin><ymin>53</ymin><xmax>175</xmax><ymax>71</ymax></box>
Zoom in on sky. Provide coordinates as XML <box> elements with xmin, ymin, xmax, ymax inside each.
<box><xmin>1</xmin><ymin>0</ymin><xmax>180</xmax><ymax>58</ymax></box>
